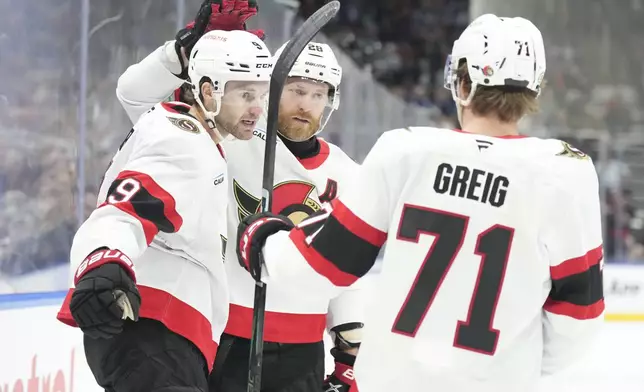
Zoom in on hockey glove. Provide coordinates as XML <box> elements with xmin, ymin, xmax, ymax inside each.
<box><xmin>237</xmin><ymin>212</ymin><xmax>294</xmax><ymax>281</ymax></box>
<box><xmin>69</xmin><ymin>248</ymin><xmax>141</xmax><ymax>339</ymax></box>
<box><xmin>323</xmin><ymin>348</ymin><xmax>357</xmax><ymax>392</ymax></box>
<box><xmin>203</xmin><ymin>0</ymin><xmax>264</xmax><ymax>38</ymax></box>
<box><xmin>174</xmin><ymin>0</ymin><xmax>264</xmax><ymax>78</ymax></box>
<box><xmin>330</xmin><ymin>322</ymin><xmax>363</xmax><ymax>352</ymax></box>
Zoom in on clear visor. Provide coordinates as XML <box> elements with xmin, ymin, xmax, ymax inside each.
<box><xmin>443</xmin><ymin>54</ymin><xmax>455</xmax><ymax>90</ymax></box>
<box><xmin>203</xmin><ymin>80</ymin><xmax>270</xmax><ymax>139</ymax></box>
<box><xmin>276</xmin><ymin>105</ymin><xmax>335</xmax><ymax>142</ymax></box>
<box><xmin>219</xmin><ymin>80</ymin><xmax>270</xmax><ymax>108</ymax></box>
<box><xmin>288</xmin><ymin>76</ymin><xmax>339</xmax><ymax>109</ymax></box>
<box><xmin>276</xmin><ymin>78</ymin><xmax>338</xmax><ymax>141</ymax></box>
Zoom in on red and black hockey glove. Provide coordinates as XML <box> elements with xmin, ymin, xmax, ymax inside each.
<box><xmin>69</xmin><ymin>248</ymin><xmax>141</xmax><ymax>339</ymax></box>
<box><xmin>237</xmin><ymin>212</ymin><xmax>294</xmax><ymax>281</ymax></box>
<box><xmin>174</xmin><ymin>0</ymin><xmax>264</xmax><ymax>78</ymax></box>
<box><xmin>323</xmin><ymin>348</ymin><xmax>357</xmax><ymax>392</ymax></box>
<box><xmin>201</xmin><ymin>0</ymin><xmax>264</xmax><ymax>38</ymax></box>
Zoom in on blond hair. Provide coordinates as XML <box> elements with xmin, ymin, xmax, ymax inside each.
<box><xmin>457</xmin><ymin>61</ymin><xmax>540</xmax><ymax>123</ymax></box>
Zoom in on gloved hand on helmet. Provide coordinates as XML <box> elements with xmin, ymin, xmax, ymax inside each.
<box><xmin>174</xmin><ymin>0</ymin><xmax>265</xmax><ymax>78</ymax></box>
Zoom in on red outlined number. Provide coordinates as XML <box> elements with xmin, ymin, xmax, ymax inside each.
<box><xmin>107</xmin><ymin>178</ymin><xmax>141</xmax><ymax>204</ymax></box>
<box><xmin>392</xmin><ymin>204</ymin><xmax>514</xmax><ymax>355</ymax></box>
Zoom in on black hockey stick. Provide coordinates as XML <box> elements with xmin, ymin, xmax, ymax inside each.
<box><xmin>247</xmin><ymin>2</ymin><xmax>340</xmax><ymax>392</ymax></box>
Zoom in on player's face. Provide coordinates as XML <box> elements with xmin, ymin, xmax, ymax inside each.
<box><xmin>216</xmin><ymin>81</ymin><xmax>269</xmax><ymax>140</ymax></box>
<box><xmin>278</xmin><ymin>77</ymin><xmax>330</xmax><ymax>141</ymax></box>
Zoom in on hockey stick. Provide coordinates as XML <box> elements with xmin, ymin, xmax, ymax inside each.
<box><xmin>247</xmin><ymin>2</ymin><xmax>340</xmax><ymax>392</ymax></box>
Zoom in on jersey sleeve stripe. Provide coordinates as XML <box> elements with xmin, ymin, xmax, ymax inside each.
<box><xmin>545</xmin><ymin>253</ymin><xmax>604</xmax><ymax>320</ymax></box>
<box><xmin>100</xmin><ymin>191</ymin><xmax>158</xmax><ymax>245</ymax></box>
<box><xmin>549</xmin><ymin>245</ymin><xmax>603</xmax><ymax>280</ymax></box>
<box><xmin>288</xmin><ymin>209</ymin><xmax>383</xmax><ymax>286</ymax></box>
<box><xmin>543</xmin><ymin>298</ymin><xmax>605</xmax><ymax>320</ymax></box>
<box><xmin>548</xmin><ymin>260</ymin><xmax>603</xmax><ymax>301</ymax></box>
<box><xmin>289</xmin><ymin>227</ymin><xmax>361</xmax><ymax>286</ymax></box>
<box><xmin>99</xmin><ymin>170</ymin><xmax>183</xmax><ymax>244</ymax></box>
<box><xmin>331</xmin><ymin>200</ymin><xmax>387</xmax><ymax>247</ymax></box>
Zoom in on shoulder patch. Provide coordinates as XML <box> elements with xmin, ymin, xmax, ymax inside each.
<box><xmin>557</xmin><ymin>141</ymin><xmax>589</xmax><ymax>160</ymax></box>
<box><xmin>167</xmin><ymin>117</ymin><xmax>200</xmax><ymax>134</ymax></box>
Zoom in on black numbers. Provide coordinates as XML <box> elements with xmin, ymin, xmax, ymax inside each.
<box><xmin>307</xmin><ymin>43</ymin><xmax>324</xmax><ymax>52</ymax></box>
<box><xmin>515</xmin><ymin>40</ymin><xmax>530</xmax><ymax>56</ymax></box>
<box><xmin>392</xmin><ymin>205</ymin><xmax>514</xmax><ymax>355</ymax></box>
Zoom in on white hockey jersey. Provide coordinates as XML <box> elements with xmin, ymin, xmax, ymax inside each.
<box><xmin>261</xmin><ymin>127</ymin><xmax>605</xmax><ymax>391</ymax></box>
<box><xmin>223</xmin><ymin>130</ymin><xmax>361</xmax><ymax>343</ymax></box>
<box><xmin>115</xmin><ymin>41</ymin><xmax>365</xmax><ymax>344</ymax></box>
<box><xmin>57</xmin><ymin>102</ymin><xmax>229</xmax><ymax>370</ymax></box>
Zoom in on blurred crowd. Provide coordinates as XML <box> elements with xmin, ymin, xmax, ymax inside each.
<box><xmin>300</xmin><ymin>0</ymin><xmax>468</xmax><ymax>124</ymax></box>
<box><xmin>0</xmin><ymin>0</ymin><xmax>176</xmax><ymax>282</ymax></box>
<box><xmin>2</xmin><ymin>0</ymin><xmax>644</xmax><ymax>291</ymax></box>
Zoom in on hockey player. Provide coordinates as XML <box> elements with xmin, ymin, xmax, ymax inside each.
<box><xmin>237</xmin><ymin>14</ymin><xmax>605</xmax><ymax>392</ymax></box>
<box><xmin>55</xmin><ymin>30</ymin><xmax>272</xmax><ymax>391</ymax></box>
<box><xmin>115</xmin><ymin>1</ymin><xmax>365</xmax><ymax>391</ymax></box>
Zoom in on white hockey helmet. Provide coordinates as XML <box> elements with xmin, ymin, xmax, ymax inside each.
<box><xmin>188</xmin><ymin>30</ymin><xmax>272</xmax><ymax>132</ymax></box>
<box><xmin>444</xmin><ymin>14</ymin><xmax>546</xmax><ymax>107</ymax></box>
<box><xmin>274</xmin><ymin>41</ymin><xmax>342</xmax><ymax>135</ymax></box>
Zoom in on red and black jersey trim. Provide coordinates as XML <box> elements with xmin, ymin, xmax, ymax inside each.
<box><xmin>298</xmin><ymin>138</ymin><xmax>330</xmax><ymax>170</ymax></box>
<box><xmin>100</xmin><ymin>170</ymin><xmax>183</xmax><ymax>245</ymax></box>
<box><xmin>544</xmin><ymin>245</ymin><xmax>604</xmax><ymax>320</ymax></box>
<box><xmin>290</xmin><ymin>200</ymin><xmax>387</xmax><ymax>286</ymax></box>
<box><xmin>161</xmin><ymin>101</ymin><xmax>192</xmax><ymax>115</ymax></box>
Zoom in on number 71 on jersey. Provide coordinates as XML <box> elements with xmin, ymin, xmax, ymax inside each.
<box><xmin>393</xmin><ymin>204</ymin><xmax>514</xmax><ymax>356</ymax></box>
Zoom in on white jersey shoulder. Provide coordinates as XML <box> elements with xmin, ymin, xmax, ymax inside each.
<box><xmin>316</xmin><ymin>137</ymin><xmax>358</xmax><ymax>183</ymax></box>
<box><xmin>381</xmin><ymin>126</ymin><xmax>596</xmax><ymax>183</ymax></box>
<box><xmin>99</xmin><ymin>102</ymin><xmax>217</xmax><ymax>204</ymax></box>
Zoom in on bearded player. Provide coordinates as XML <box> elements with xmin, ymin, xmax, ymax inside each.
<box><xmin>114</xmin><ymin>1</ymin><xmax>365</xmax><ymax>391</ymax></box>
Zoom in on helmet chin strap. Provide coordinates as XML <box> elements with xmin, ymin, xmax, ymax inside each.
<box><xmin>451</xmin><ymin>79</ymin><xmax>478</xmax><ymax>127</ymax></box>
<box><xmin>313</xmin><ymin>110</ymin><xmax>333</xmax><ymax>137</ymax></box>
<box><xmin>193</xmin><ymin>92</ymin><xmax>225</xmax><ymax>143</ymax></box>
<box><xmin>451</xmin><ymin>79</ymin><xmax>478</xmax><ymax>107</ymax></box>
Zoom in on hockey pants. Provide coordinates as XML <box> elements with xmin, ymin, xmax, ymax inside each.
<box><xmin>84</xmin><ymin>318</ymin><xmax>209</xmax><ymax>392</ymax></box>
<box><xmin>209</xmin><ymin>333</ymin><xmax>325</xmax><ymax>392</ymax></box>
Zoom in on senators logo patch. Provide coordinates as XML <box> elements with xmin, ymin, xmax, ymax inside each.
<box><xmin>234</xmin><ymin>180</ymin><xmax>322</xmax><ymax>225</ymax></box>
<box><xmin>557</xmin><ymin>141</ymin><xmax>589</xmax><ymax>160</ymax></box>
<box><xmin>167</xmin><ymin>117</ymin><xmax>200</xmax><ymax>134</ymax></box>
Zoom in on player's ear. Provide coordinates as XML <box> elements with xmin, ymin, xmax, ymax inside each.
<box><xmin>457</xmin><ymin>79</ymin><xmax>468</xmax><ymax>101</ymax></box>
<box><xmin>200</xmin><ymin>81</ymin><xmax>213</xmax><ymax>98</ymax></box>
<box><xmin>200</xmin><ymin>81</ymin><xmax>217</xmax><ymax>111</ymax></box>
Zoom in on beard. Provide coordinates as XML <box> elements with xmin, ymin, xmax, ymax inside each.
<box><xmin>277</xmin><ymin>109</ymin><xmax>322</xmax><ymax>141</ymax></box>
